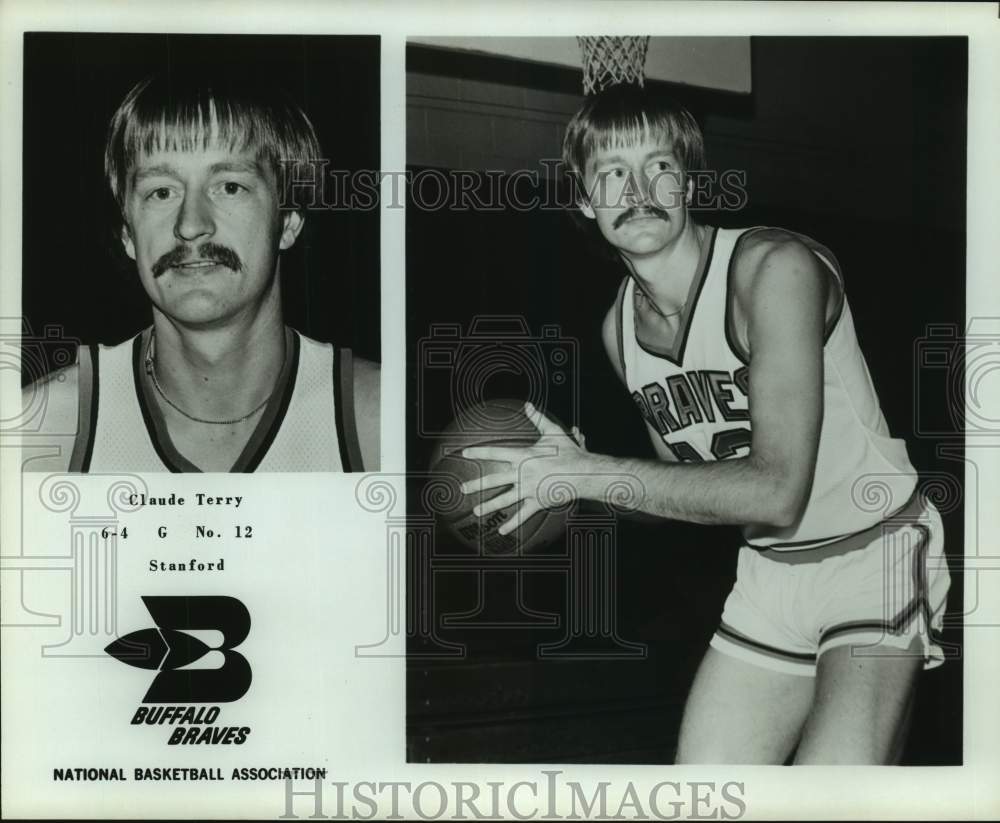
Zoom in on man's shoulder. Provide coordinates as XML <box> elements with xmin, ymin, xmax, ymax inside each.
<box><xmin>732</xmin><ymin>227</ymin><xmax>819</xmax><ymax>275</ymax></box>
<box><xmin>20</xmin><ymin>361</ymin><xmax>82</xmax><ymax>473</ymax></box>
<box><xmin>601</xmin><ymin>300</ymin><xmax>618</xmax><ymax>344</ymax></box>
<box><xmin>279</xmin><ymin>332</ymin><xmax>380</xmax><ymax>470</ymax></box>
<box><xmin>730</xmin><ymin>227</ymin><xmax>827</xmax><ymax>305</ymax></box>
<box><xmin>289</xmin><ymin>330</ymin><xmax>378</xmax><ymax>394</ymax></box>
<box><xmin>600</xmin><ymin>280</ymin><xmax>630</xmax><ymax>382</ymax></box>
<box><xmin>22</xmin><ymin>361</ymin><xmax>81</xmax><ymax>419</ymax></box>
<box><xmin>350</xmin><ymin>356</ymin><xmax>380</xmax><ymax>471</ymax></box>
<box><xmin>351</xmin><ymin>356</ymin><xmax>380</xmax><ymax>402</ymax></box>
<box><xmin>600</xmin><ymin>277</ymin><xmax>631</xmax><ymax>338</ymax></box>
<box><xmin>291</xmin><ymin>328</ymin><xmax>331</xmax><ymax>353</ymax></box>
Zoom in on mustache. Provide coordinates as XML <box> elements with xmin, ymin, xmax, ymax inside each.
<box><xmin>151</xmin><ymin>243</ymin><xmax>243</xmax><ymax>278</ymax></box>
<box><xmin>613</xmin><ymin>206</ymin><xmax>670</xmax><ymax>230</ymax></box>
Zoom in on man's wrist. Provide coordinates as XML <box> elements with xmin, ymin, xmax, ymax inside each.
<box><xmin>574</xmin><ymin>452</ymin><xmax>625</xmax><ymax>502</ymax></box>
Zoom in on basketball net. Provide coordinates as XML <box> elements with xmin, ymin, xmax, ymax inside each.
<box><xmin>577</xmin><ymin>36</ymin><xmax>650</xmax><ymax>95</ymax></box>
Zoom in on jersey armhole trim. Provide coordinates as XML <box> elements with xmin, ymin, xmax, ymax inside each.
<box><xmin>334</xmin><ymin>348</ymin><xmax>365</xmax><ymax>472</ymax></box>
<box><xmin>614</xmin><ymin>276</ymin><xmax>629</xmax><ymax>381</ymax></box>
<box><xmin>814</xmin><ymin>247</ymin><xmax>846</xmax><ymax>342</ymax></box>
<box><xmin>69</xmin><ymin>344</ymin><xmax>98</xmax><ymax>472</ymax></box>
<box><xmin>724</xmin><ymin>227</ymin><xmax>766</xmax><ymax>365</ymax></box>
<box><xmin>725</xmin><ymin>227</ymin><xmax>848</xmax><ymax>364</ymax></box>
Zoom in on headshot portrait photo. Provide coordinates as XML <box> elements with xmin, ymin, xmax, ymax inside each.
<box><xmin>19</xmin><ymin>33</ymin><xmax>381</xmax><ymax>473</ymax></box>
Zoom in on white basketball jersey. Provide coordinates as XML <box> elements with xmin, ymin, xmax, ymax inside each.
<box><xmin>614</xmin><ymin>226</ymin><xmax>917</xmax><ymax>549</ymax></box>
<box><xmin>70</xmin><ymin>328</ymin><xmax>362</xmax><ymax>472</ymax></box>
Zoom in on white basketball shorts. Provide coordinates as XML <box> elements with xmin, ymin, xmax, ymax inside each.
<box><xmin>710</xmin><ymin>493</ymin><xmax>952</xmax><ymax>677</ymax></box>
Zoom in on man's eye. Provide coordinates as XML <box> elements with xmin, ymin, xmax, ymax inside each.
<box><xmin>220</xmin><ymin>181</ymin><xmax>246</xmax><ymax>196</ymax></box>
<box><xmin>147</xmin><ymin>187</ymin><xmax>175</xmax><ymax>201</ymax></box>
<box><xmin>655</xmin><ymin>161</ymin><xmax>672</xmax><ymax>171</ymax></box>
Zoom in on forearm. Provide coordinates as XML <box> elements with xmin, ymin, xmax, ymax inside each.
<box><xmin>578</xmin><ymin>452</ymin><xmax>802</xmax><ymax>528</ymax></box>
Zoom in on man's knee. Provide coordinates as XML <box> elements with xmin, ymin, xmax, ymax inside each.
<box><xmin>795</xmin><ymin>642</ymin><xmax>923</xmax><ymax>764</ymax></box>
<box><xmin>675</xmin><ymin>649</ymin><xmax>814</xmax><ymax>765</ymax></box>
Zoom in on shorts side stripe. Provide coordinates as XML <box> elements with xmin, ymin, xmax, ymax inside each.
<box><xmin>819</xmin><ymin>525</ymin><xmax>932</xmax><ymax>646</ymax></box>
<box><xmin>717</xmin><ymin>621</ymin><xmax>816</xmax><ymax>664</ymax></box>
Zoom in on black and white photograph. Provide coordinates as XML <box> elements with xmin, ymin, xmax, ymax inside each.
<box><xmin>406</xmin><ymin>35</ymin><xmax>966</xmax><ymax>767</ymax></box>
<box><xmin>19</xmin><ymin>33</ymin><xmax>381</xmax><ymax>473</ymax></box>
<box><xmin>1</xmin><ymin>2</ymin><xmax>998</xmax><ymax>820</ymax></box>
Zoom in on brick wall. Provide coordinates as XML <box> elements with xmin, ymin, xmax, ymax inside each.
<box><xmin>408</xmin><ymin>71</ymin><xmax>579</xmax><ymax>174</ymax></box>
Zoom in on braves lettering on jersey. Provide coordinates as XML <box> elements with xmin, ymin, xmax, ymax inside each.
<box><xmin>69</xmin><ymin>327</ymin><xmax>363</xmax><ymax>472</ymax></box>
<box><xmin>614</xmin><ymin>226</ymin><xmax>917</xmax><ymax>549</ymax></box>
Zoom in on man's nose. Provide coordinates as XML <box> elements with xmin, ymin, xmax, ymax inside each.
<box><xmin>625</xmin><ymin>168</ymin><xmax>652</xmax><ymax>206</ymax></box>
<box><xmin>174</xmin><ymin>190</ymin><xmax>215</xmax><ymax>242</ymax></box>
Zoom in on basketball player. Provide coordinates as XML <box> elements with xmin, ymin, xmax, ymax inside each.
<box><xmin>23</xmin><ymin>72</ymin><xmax>378</xmax><ymax>473</ymax></box>
<box><xmin>462</xmin><ymin>84</ymin><xmax>950</xmax><ymax>764</ymax></box>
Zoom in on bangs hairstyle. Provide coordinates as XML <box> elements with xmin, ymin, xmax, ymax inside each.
<box><xmin>105</xmin><ymin>72</ymin><xmax>323</xmax><ymax>214</ymax></box>
<box><xmin>561</xmin><ymin>83</ymin><xmax>705</xmax><ymax>179</ymax></box>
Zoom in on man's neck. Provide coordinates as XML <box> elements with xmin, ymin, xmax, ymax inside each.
<box><xmin>621</xmin><ymin>222</ymin><xmax>706</xmax><ymax>312</ymax></box>
<box><xmin>149</xmin><ymin>303</ymin><xmax>288</xmax><ymax>423</ymax></box>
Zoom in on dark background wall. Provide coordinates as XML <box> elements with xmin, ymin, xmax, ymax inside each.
<box><xmin>21</xmin><ymin>32</ymin><xmax>381</xmax><ymax>377</ymax></box>
<box><xmin>406</xmin><ymin>37</ymin><xmax>966</xmax><ymax>764</ymax></box>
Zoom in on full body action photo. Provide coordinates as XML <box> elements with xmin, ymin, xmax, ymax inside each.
<box><xmin>463</xmin><ymin>83</ymin><xmax>951</xmax><ymax>765</ymax></box>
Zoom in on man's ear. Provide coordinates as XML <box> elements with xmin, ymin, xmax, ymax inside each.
<box><xmin>570</xmin><ymin>168</ymin><xmax>597</xmax><ymax>220</ymax></box>
<box><xmin>120</xmin><ymin>223</ymin><xmax>136</xmax><ymax>260</ymax></box>
<box><xmin>278</xmin><ymin>210</ymin><xmax>306</xmax><ymax>251</ymax></box>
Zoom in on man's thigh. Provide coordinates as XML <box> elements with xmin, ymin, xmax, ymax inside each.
<box><xmin>793</xmin><ymin>640</ymin><xmax>922</xmax><ymax>764</ymax></box>
<box><xmin>675</xmin><ymin>647</ymin><xmax>814</xmax><ymax>764</ymax></box>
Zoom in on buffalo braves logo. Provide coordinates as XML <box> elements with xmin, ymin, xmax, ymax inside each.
<box><xmin>105</xmin><ymin>596</ymin><xmax>251</xmax><ymax>703</ymax></box>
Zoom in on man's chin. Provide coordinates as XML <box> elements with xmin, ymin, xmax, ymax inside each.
<box><xmin>154</xmin><ymin>297</ymin><xmax>236</xmax><ymax>329</ymax></box>
<box><xmin>604</xmin><ymin>226</ymin><xmax>672</xmax><ymax>256</ymax></box>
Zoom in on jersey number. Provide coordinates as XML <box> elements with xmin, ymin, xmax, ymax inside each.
<box><xmin>666</xmin><ymin>428</ymin><xmax>751</xmax><ymax>462</ymax></box>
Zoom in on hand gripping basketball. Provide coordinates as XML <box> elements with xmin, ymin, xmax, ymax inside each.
<box><xmin>461</xmin><ymin>402</ymin><xmax>591</xmax><ymax>535</ymax></box>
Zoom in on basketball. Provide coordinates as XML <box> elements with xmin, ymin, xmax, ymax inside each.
<box><xmin>427</xmin><ymin>399</ymin><xmax>571</xmax><ymax>553</ymax></box>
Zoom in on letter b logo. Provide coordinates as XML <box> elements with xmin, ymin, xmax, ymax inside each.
<box><xmin>105</xmin><ymin>596</ymin><xmax>251</xmax><ymax>703</ymax></box>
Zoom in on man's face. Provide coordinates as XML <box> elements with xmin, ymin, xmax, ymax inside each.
<box><xmin>121</xmin><ymin>143</ymin><xmax>303</xmax><ymax>328</ymax></box>
<box><xmin>579</xmin><ymin>135</ymin><xmax>690</xmax><ymax>259</ymax></box>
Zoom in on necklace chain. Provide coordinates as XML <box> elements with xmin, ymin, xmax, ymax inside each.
<box><xmin>144</xmin><ymin>331</ymin><xmax>278</xmax><ymax>426</ymax></box>
<box><xmin>651</xmin><ymin>302</ymin><xmax>685</xmax><ymax>319</ymax></box>
<box><xmin>628</xmin><ymin>224</ymin><xmax>706</xmax><ymax>321</ymax></box>
<box><xmin>635</xmin><ymin>284</ymin><xmax>685</xmax><ymax>320</ymax></box>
